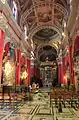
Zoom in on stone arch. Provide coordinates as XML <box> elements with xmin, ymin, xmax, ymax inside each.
<box><xmin>37</xmin><ymin>43</ymin><xmax>58</xmax><ymax>54</ymax></box>
<box><xmin>37</xmin><ymin>44</ymin><xmax>57</xmax><ymax>62</ymax></box>
<box><xmin>29</xmin><ymin>25</ymin><xmax>62</xmax><ymax>41</ymax></box>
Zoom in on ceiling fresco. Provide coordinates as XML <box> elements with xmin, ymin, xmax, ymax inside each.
<box><xmin>16</xmin><ymin>0</ymin><xmax>70</xmax><ymax>63</ymax></box>
<box><xmin>33</xmin><ymin>28</ymin><xmax>57</xmax><ymax>41</ymax></box>
<box><xmin>19</xmin><ymin>0</ymin><xmax>68</xmax><ymax>31</ymax></box>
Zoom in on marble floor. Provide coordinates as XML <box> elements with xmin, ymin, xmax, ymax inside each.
<box><xmin>0</xmin><ymin>88</ymin><xmax>79</xmax><ymax>120</ymax></box>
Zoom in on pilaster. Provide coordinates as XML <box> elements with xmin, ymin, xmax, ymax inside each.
<box><xmin>0</xmin><ymin>12</ymin><xmax>8</xmax><ymax>32</ymax></box>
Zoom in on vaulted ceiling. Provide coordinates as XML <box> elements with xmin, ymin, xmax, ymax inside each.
<box><xmin>16</xmin><ymin>0</ymin><xmax>70</xmax><ymax>63</ymax></box>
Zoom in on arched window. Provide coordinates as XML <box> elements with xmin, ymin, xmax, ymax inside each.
<box><xmin>12</xmin><ymin>0</ymin><xmax>17</xmax><ymax>20</ymax></box>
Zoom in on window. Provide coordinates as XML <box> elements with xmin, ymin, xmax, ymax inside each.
<box><xmin>12</xmin><ymin>1</ymin><xmax>17</xmax><ymax>20</ymax></box>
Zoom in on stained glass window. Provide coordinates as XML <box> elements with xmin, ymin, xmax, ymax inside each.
<box><xmin>12</xmin><ymin>0</ymin><xmax>17</xmax><ymax>20</ymax></box>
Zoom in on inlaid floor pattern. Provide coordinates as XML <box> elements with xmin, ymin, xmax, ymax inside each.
<box><xmin>0</xmin><ymin>89</ymin><xmax>79</xmax><ymax>120</ymax></box>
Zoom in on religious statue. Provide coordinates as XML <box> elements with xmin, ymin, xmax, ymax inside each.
<box><xmin>20</xmin><ymin>65</ymin><xmax>28</xmax><ymax>85</ymax></box>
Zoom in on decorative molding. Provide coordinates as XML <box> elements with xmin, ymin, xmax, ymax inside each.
<box><xmin>56</xmin><ymin>48</ymin><xmax>62</xmax><ymax>65</ymax></box>
<box><xmin>67</xmin><ymin>0</ymin><xmax>79</xmax><ymax>39</ymax></box>
<box><xmin>74</xmin><ymin>56</ymin><xmax>79</xmax><ymax>72</ymax></box>
<box><xmin>0</xmin><ymin>12</ymin><xmax>8</xmax><ymax>31</ymax></box>
<box><xmin>20</xmin><ymin>2</ymin><xmax>67</xmax><ymax>33</ymax></box>
<box><xmin>4</xmin><ymin>36</ymin><xmax>10</xmax><ymax>46</ymax></box>
<box><xmin>0</xmin><ymin>0</ymin><xmax>31</xmax><ymax>57</ymax></box>
<box><xmin>40</xmin><ymin>61</ymin><xmax>53</xmax><ymax>66</ymax></box>
<box><xmin>28</xmin><ymin>25</ymin><xmax>62</xmax><ymax>41</ymax></box>
<box><xmin>37</xmin><ymin>43</ymin><xmax>58</xmax><ymax>54</ymax></box>
<box><xmin>62</xmin><ymin>46</ymin><xmax>69</xmax><ymax>57</ymax></box>
<box><xmin>0</xmin><ymin>0</ymin><xmax>23</xmax><ymax>41</ymax></box>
